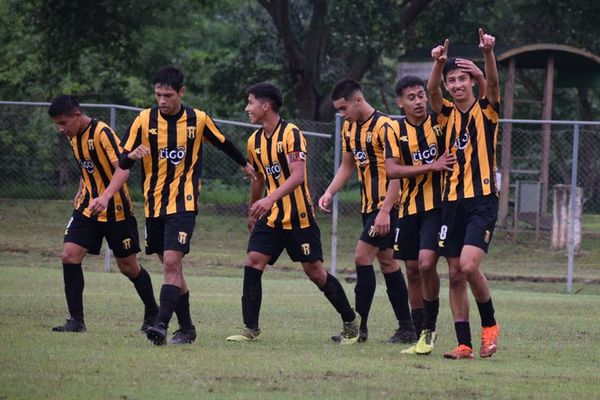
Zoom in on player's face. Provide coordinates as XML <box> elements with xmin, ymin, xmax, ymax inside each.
<box><xmin>52</xmin><ymin>112</ymin><xmax>82</xmax><ymax>139</ymax></box>
<box><xmin>444</xmin><ymin>69</ymin><xmax>474</xmax><ymax>102</ymax></box>
<box><xmin>333</xmin><ymin>94</ymin><xmax>362</xmax><ymax>123</ymax></box>
<box><xmin>245</xmin><ymin>94</ymin><xmax>268</xmax><ymax>124</ymax></box>
<box><xmin>154</xmin><ymin>84</ymin><xmax>184</xmax><ymax>116</ymax></box>
<box><xmin>396</xmin><ymin>85</ymin><xmax>427</xmax><ymax>122</ymax></box>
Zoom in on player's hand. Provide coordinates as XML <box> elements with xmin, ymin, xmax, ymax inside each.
<box><xmin>431</xmin><ymin>39</ymin><xmax>449</xmax><ymax>62</ymax></box>
<box><xmin>72</xmin><ymin>193</ymin><xmax>81</xmax><ymax>208</ymax></box>
<box><xmin>247</xmin><ymin>215</ymin><xmax>257</xmax><ymax>232</ymax></box>
<box><xmin>128</xmin><ymin>145</ymin><xmax>150</xmax><ymax>160</ymax></box>
<box><xmin>456</xmin><ymin>58</ymin><xmax>484</xmax><ymax>79</ymax></box>
<box><xmin>241</xmin><ymin>162</ymin><xmax>258</xmax><ymax>181</ymax></box>
<box><xmin>430</xmin><ymin>150</ymin><xmax>456</xmax><ymax>172</ymax></box>
<box><xmin>318</xmin><ymin>192</ymin><xmax>333</xmax><ymax>213</ymax></box>
<box><xmin>374</xmin><ymin>209</ymin><xmax>391</xmax><ymax>236</ymax></box>
<box><xmin>479</xmin><ymin>28</ymin><xmax>495</xmax><ymax>53</ymax></box>
<box><xmin>250</xmin><ymin>196</ymin><xmax>273</xmax><ymax>220</ymax></box>
<box><xmin>88</xmin><ymin>194</ymin><xmax>109</xmax><ymax>215</ymax></box>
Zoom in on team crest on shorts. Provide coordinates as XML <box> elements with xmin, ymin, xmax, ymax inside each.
<box><xmin>368</xmin><ymin>225</ymin><xmax>376</xmax><ymax>237</ymax></box>
<box><xmin>301</xmin><ymin>243</ymin><xmax>311</xmax><ymax>256</ymax></box>
<box><xmin>484</xmin><ymin>230</ymin><xmax>491</xmax><ymax>244</ymax></box>
<box><xmin>178</xmin><ymin>231</ymin><xmax>188</xmax><ymax>245</ymax></box>
<box><xmin>122</xmin><ymin>238</ymin><xmax>132</xmax><ymax>250</ymax></box>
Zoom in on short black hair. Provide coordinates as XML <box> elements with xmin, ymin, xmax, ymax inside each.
<box><xmin>330</xmin><ymin>78</ymin><xmax>362</xmax><ymax>101</ymax></box>
<box><xmin>443</xmin><ymin>57</ymin><xmax>473</xmax><ymax>80</ymax></box>
<box><xmin>154</xmin><ymin>65</ymin><xmax>184</xmax><ymax>91</ymax></box>
<box><xmin>246</xmin><ymin>82</ymin><xmax>283</xmax><ymax>112</ymax></box>
<box><xmin>394</xmin><ymin>75</ymin><xmax>425</xmax><ymax>96</ymax></box>
<box><xmin>48</xmin><ymin>95</ymin><xmax>81</xmax><ymax>118</ymax></box>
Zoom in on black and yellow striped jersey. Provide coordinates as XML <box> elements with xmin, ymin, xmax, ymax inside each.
<box><xmin>121</xmin><ymin>105</ymin><xmax>230</xmax><ymax>218</ymax></box>
<box><xmin>247</xmin><ymin>119</ymin><xmax>315</xmax><ymax>230</ymax></box>
<box><xmin>342</xmin><ymin>111</ymin><xmax>397</xmax><ymax>214</ymax></box>
<box><xmin>438</xmin><ymin>98</ymin><xmax>499</xmax><ymax>201</ymax></box>
<box><xmin>70</xmin><ymin>119</ymin><xmax>133</xmax><ymax>222</ymax></box>
<box><xmin>386</xmin><ymin>114</ymin><xmax>446</xmax><ymax>217</ymax></box>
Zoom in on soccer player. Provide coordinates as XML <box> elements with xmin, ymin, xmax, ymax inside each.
<box><xmin>226</xmin><ymin>82</ymin><xmax>359</xmax><ymax>344</ymax></box>
<box><xmin>119</xmin><ymin>66</ymin><xmax>257</xmax><ymax>345</ymax></box>
<box><xmin>318</xmin><ymin>78</ymin><xmax>416</xmax><ymax>344</ymax></box>
<box><xmin>427</xmin><ymin>29</ymin><xmax>501</xmax><ymax>359</ymax></box>
<box><xmin>385</xmin><ymin>75</ymin><xmax>456</xmax><ymax>354</ymax></box>
<box><xmin>48</xmin><ymin>95</ymin><xmax>158</xmax><ymax>333</ymax></box>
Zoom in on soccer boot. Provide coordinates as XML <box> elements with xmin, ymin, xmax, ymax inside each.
<box><xmin>52</xmin><ymin>318</ymin><xmax>86</xmax><ymax>332</ymax></box>
<box><xmin>480</xmin><ymin>324</ymin><xmax>500</xmax><ymax>358</ymax></box>
<box><xmin>168</xmin><ymin>325</ymin><xmax>197</xmax><ymax>345</ymax></box>
<box><xmin>140</xmin><ymin>314</ymin><xmax>158</xmax><ymax>334</ymax></box>
<box><xmin>330</xmin><ymin>328</ymin><xmax>368</xmax><ymax>343</ymax></box>
<box><xmin>400</xmin><ymin>344</ymin><xmax>418</xmax><ymax>354</ymax></box>
<box><xmin>386</xmin><ymin>327</ymin><xmax>417</xmax><ymax>344</ymax></box>
<box><xmin>145</xmin><ymin>322</ymin><xmax>167</xmax><ymax>346</ymax></box>
<box><xmin>443</xmin><ymin>344</ymin><xmax>475</xmax><ymax>360</ymax></box>
<box><xmin>415</xmin><ymin>329</ymin><xmax>437</xmax><ymax>355</ymax></box>
<box><xmin>226</xmin><ymin>327</ymin><xmax>261</xmax><ymax>342</ymax></box>
<box><xmin>339</xmin><ymin>315</ymin><xmax>360</xmax><ymax>345</ymax></box>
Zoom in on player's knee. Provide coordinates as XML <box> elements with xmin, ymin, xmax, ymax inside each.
<box><xmin>448</xmin><ymin>268</ymin><xmax>466</xmax><ymax>288</ymax></box>
<box><xmin>162</xmin><ymin>255</ymin><xmax>182</xmax><ymax>275</ymax></box>
<box><xmin>303</xmin><ymin>264</ymin><xmax>326</xmax><ymax>286</ymax></box>
<box><xmin>460</xmin><ymin>260</ymin><xmax>480</xmax><ymax>278</ymax></box>
<box><xmin>116</xmin><ymin>258</ymin><xmax>139</xmax><ymax>278</ymax></box>
<box><xmin>61</xmin><ymin>249</ymin><xmax>79</xmax><ymax>264</ymax></box>
<box><xmin>418</xmin><ymin>260</ymin><xmax>436</xmax><ymax>275</ymax></box>
<box><xmin>405</xmin><ymin>265</ymin><xmax>420</xmax><ymax>283</ymax></box>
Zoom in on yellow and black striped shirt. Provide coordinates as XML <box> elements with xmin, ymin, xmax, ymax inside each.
<box><xmin>70</xmin><ymin>119</ymin><xmax>133</xmax><ymax>222</ymax></box>
<box><xmin>386</xmin><ymin>114</ymin><xmax>446</xmax><ymax>217</ymax></box>
<box><xmin>342</xmin><ymin>111</ymin><xmax>397</xmax><ymax>214</ymax></box>
<box><xmin>438</xmin><ymin>98</ymin><xmax>499</xmax><ymax>201</ymax></box>
<box><xmin>121</xmin><ymin>105</ymin><xmax>229</xmax><ymax>218</ymax></box>
<box><xmin>247</xmin><ymin>119</ymin><xmax>315</xmax><ymax>230</ymax></box>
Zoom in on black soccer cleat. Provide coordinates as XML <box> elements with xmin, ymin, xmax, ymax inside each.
<box><xmin>386</xmin><ymin>327</ymin><xmax>417</xmax><ymax>344</ymax></box>
<box><xmin>52</xmin><ymin>318</ymin><xmax>86</xmax><ymax>333</ymax></box>
<box><xmin>140</xmin><ymin>314</ymin><xmax>158</xmax><ymax>334</ymax></box>
<box><xmin>168</xmin><ymin>325</ymin><xmax>197</xmax><ymax>345</ymax></box>
<box><xmin>145</xmin><ymin>322</ymin><xmax>167</xmax><ymax>346</ymax></box>
<box><xmin>330</xmin><ymin>328</ymin><xmax>368</xmax><ymax>343</ymax></box>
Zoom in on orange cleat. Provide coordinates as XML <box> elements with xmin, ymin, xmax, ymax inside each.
<box><xmin>443</xmin><ymin>344</ymin><xmax>474</xmax><ymax>360</ymax></box>
<box><xmin>480</xmin><ymin>324</ymin><xmax>500</xmax><ymax>358</ymax></box>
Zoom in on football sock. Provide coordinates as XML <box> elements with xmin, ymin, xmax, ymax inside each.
<box><xmin>411</xmin><ymin>308</ymin><xmax>425</xmax><ymax>336</ymax></box>
<box><xmin>63</xmin><ymin>263</ymin><xmax>84</xmax><ymax>323</ymax></box>
<box><xmin>242</xmin><ymin>266</ymin><xmax>262</xmax><ymax>330</ymax></box>
<box><xmin>455</xmin><ymin>321</ymin><xmax>472</xmax><ymax>348</ymax></box>
<box><xmin>130</xmin><ymin>266</ymin><xmax>158</xmax><ymax>318</ymax></box>
<box><xmin>422</xmin><ymin>298</ymin><xmax>440</xmax><ymax>332</ymax></box>
<box><xmin>383</xmin><ymin>270</ymin><xmax>413</xmax><ymax>330</ymax></box>
<box><xmin>174</xmin><ymin>291</ymin><xmax>193</xmax><ymax>330</ymax></box>
<box><xmin>354</xmin><ymin>265</ymin><xmax>376</xmax><ymax>331</ymax></box>
<box><xmin>477</xmin><ymin>298</ymin><xmax>497</xmax><ymax>327</ymax></box>
<box><xmin>157</xmin><ymin>284</ymin><xmax>181</xmax><ymax>328</ymax></box>
<box><xmin>320</xmin><ymin>273</ymin><xmax>356</xmax><ymax>322</ymax></box>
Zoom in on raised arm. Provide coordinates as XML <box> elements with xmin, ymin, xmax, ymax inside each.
<box><xmin>479</xmin><ymin>28</ymin><xmax>499</xmax><ymax>105</ymax></box>
<box><xmin>428</xmin><ymin>38</ymin><xmax>449</xmax><ymax>115</ymax></box>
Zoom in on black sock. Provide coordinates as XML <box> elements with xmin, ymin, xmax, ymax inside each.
<box><xmin>130</xmin><ymin>266</ymin><xmax>158</xmax><ymax>318</ymax></box>
<box><xmin>455</xmin><ymin>321</ymin><xmax>472</xmax><ymax>348</ymax></box>
<box><xmin>422</xmin><ymin>298</ymin><xmax>440</xmax><ymax>332</ymax></box>
<box><xmin>383</xmin><ymin>270</ymin><xmax>413</xmax><ymax>331</ymax></box>
<box><xmin>63</xmin><ymin>263</ymin><xmax>84</xmax><ymax>323</ymax></box>
<box><xmin>477</xmin><ymin>298</ymin><xmax>496</xmax><ymax>327</ymax></box>
<box><xmin>320</xmin><ymin>273</ymin><xmax>355</xmax><ymax>322</ymax></box>
<box><xmin>174</xmin><ymin>291</ymin><xmax>193</xmax><ymax>330</ymax></box>
<box><xmin>242</xmin><ymin>266</ymin><xmax>262</xmax><ymax>330</ymax></box>
<box><xmin>157</xmin><ymin>284</ymin><xmax>181</xmax><ymax>328</ymax></box>
<box><xmin>411</xmin><ymin>308</ymin><xmax>425</xmax><ymax>336</ymax></box>
<box><xmin>355</xmin><ymin>265</ymin><xmax>376</xmax><ymax>331</ymax></box>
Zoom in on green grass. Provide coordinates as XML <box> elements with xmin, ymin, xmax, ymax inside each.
<box><xmin>1</xmin><ymin>265</ymin><xmax>600</xmax><ymax>399</ymax></box>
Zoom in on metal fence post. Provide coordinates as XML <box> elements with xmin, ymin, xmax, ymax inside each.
<box><xmin>102</xmin><ymin>107</ymin><xmax>118</xmax><ymax>273</ymax></box>
<box><xmin>566</xmin><ymin>123</ymin><xmax>580</xmax><ymax>294</ymax></box>
<box><xmin>330</xmin><ymin>114</ymin><xmax>342</xmax><ymax>277</ymax></box>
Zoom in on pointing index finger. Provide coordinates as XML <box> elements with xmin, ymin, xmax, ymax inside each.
<box><xmin>443</xmin><ymin>38</ymin><xmax>449</xmax><ymax>53</ymax></box>
<box><xmin>479</xmin><ymin>28</ymin><xmax>485</xmax><ymax>42</ymax></box>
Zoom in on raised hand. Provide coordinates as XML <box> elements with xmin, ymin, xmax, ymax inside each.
<box><xmin>431</xmin><ymin>39</ymin><xmax>449</xmax><ymax>62</ymax></box>
<box><xmin>456</xmin><ymin>58</ymin><xmax>484</xmax><ymax>79</ymax></box>
<box><xmin>479</xmin><ymin>28</ymin><xmax>495</xmax><ymax>53</ymax></box>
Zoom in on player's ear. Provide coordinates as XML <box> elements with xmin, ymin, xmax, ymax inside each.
<box><xmin>178</xmin><ymin>86</ymin><xmax>186</xmax><ymax>97</ymax></box>
<box><xmin>395</xmin><ymin>97</ymin><xmax>404</xmax><ymax>109</ymax></box>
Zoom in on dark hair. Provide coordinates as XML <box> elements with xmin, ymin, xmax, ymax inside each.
<box><xmin>443</xmin><ymin>57</ymin><xmax>473</xmax><ymax>80</ymax></box>
<box><xmin>246</xmin><ymin>82</ymin><xmax>283</xmax><ymax>112</ymax></box>
<box><xmin>153</xmin><ymin>65</ymin><xmax>184</xmax><ymax>91</ymax></box>
<box><xmin>394</xmin><ymin>75</ymin><xmax>425</xmax><ymax>96</ymax></box>
<box><xmin>48</xmin><ymin>95</ymin><xmax>81</xmax><ymax>117</ymax></box>
<box><xmin>330</xmin><ymin>78</ymin><xmax>362</xmax><ymax>101</ymax></box>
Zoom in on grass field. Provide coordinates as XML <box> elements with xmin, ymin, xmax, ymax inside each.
<box><xmin>1</xmin><ymin>198</ymin><xmax>600</xmax><ymax>398</ymax></box>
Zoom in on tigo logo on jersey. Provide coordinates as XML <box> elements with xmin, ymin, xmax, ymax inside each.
<box><xmin>412</xmin><ymin>144</ymin><xmax>438</xmax><ymax>164</ymax></box>
<box><xmin>159</xmin><ymin>146</ymin><xmax>186</xmax><ymax>165</ymax></box>
<box><xmin>79</xmin><ymin>159</ymin><xmax>94</xmax><ymax>174</ymax></box>
<box><xmin>352</xmin><ymin>149</ymin><xmax>368</xmax><ymax>166</ymax></box>
<box><xmin>265</xmin><ymin>162</ymin><xmax>281</xmax><ymax>179</ymax></box>
<box><xmin>453</xmin><ymin>132</ymin><xmax>470</xmax><ymax>151</ymax></box>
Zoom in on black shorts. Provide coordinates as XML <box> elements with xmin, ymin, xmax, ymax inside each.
<box><xmin>144</xmin><ymin>212</ymin><xmax>196</xmax><ymax>255</ymax></box>
<box><xmin>247</xmin><ymin>218</ymin><xmax>323</xmax><ymax>265</ymax></box>
<box><xmin>64</xmin><ymin>211</ymin><xmax>140</xmax><ymax>258</ymax></box>
<box><xmin>359</xmin><ymin>210</ymin><xmax>399</xmax><ymax>251</ymax></box>
<box><xmin>438</xmin><ymin>195</ymin><xmax>498</xmax><ymax>257</ymax></box>
<box><xmin>393</xmin><ymin>209</ymin><xmax>441</xmax><ymax>261</ymax></box>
